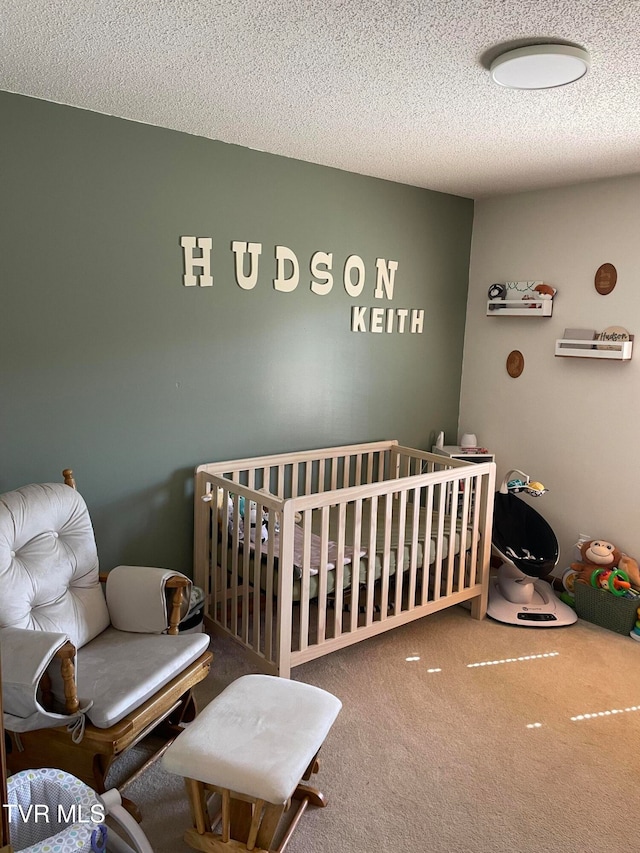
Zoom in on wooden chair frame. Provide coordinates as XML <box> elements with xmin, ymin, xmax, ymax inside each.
<box><xmin>4</xmin><ymin>470</ymin><xmax>214</xmax><ymax>815</ymax></box>
<box><xmin>6</xmin><ymin>648</ymin><xmax>212</xmax><ymax>799</ymax></box>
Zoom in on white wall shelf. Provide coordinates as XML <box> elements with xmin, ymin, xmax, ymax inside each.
<box><xmin>555</xmin><ymin>337</ymin><xmax>633</xmax><ymax>360</ymax></box>
<box><xmin>487</xmin><ymin>299</ymin><xmax>553</xmax><ymax>316</ymax></box>
<box><xmin>431</xmin><ymin>445</ymin><xmax>495</xmax><ymax>463</ymax></box>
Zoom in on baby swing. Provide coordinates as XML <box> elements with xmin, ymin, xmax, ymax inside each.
<box><xmin>0</xmin><ymin>659</ymin><xmax>154</xmax><ymax>853</ymax></box>
<box><xmin>487</xmin><ymin>470</ymin><xmax>577</xmax><ymax>627</ymax></box>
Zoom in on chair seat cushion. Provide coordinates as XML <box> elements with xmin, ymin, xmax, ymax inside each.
<box><xmin>77</xmin><ymin>627</ymin><xmax>210</xmax><ymax>728</ymax></box>
<box><xmin>162</xmin><ymin>674</ymin><xmax>342</xmax><ymax>804</ymax></box>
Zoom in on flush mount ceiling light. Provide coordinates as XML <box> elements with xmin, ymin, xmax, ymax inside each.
<box><xmin>490</xmin><ymin>44</ymin><xmax>590</xmax><ymax>90</ymax></box>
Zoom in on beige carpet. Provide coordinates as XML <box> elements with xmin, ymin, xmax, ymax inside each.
<box><xmin>116</xmin><ymin>607</ymin><xmax>640</xmax><ymax>853</ymax></box>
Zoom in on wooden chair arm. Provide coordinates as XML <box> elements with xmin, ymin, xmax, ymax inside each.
<box><xmin>55</xmin><ymin>641</ymin><xmax>79</xmax><ymax>715</ymax></box>
<box><xmin>39</xmin><ymin>641</ymin><xmax>79</xmax><ymax>716</ymax></box>
<box><xmin>165</xmin><ymin>577</ymin><xmax>190</xmax><ymax>636</ymax></box>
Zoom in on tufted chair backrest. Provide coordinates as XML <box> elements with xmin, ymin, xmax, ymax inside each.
<box><xmin>0</xmin><ymin>482</ymin><xmax>111</xmax><ymax>650</ymax></box>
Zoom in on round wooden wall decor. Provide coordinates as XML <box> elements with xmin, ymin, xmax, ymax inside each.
<box><xmin>594</xmin><ymin>263</ymin><xmax>617</xmax><ymax>295</ymax></box>
<box><xmin>506</xmin><ymin>350</ymin><xmax>524</xmax><ymax>378</ymax></box>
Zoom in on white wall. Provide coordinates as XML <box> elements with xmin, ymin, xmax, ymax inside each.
<box><xmin>460</xmin><ymin>174</ymin><xmax>640</xmax><ymax>570</ymax></box>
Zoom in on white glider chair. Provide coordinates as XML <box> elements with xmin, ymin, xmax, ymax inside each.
<box><xmin>0</xmin><ymin>471</ymin><xmax>213</xmax><ymax>814</ymax></box>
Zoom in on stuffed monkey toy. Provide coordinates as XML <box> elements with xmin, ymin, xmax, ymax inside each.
<box><xmin>571</xmin><ymin>539</ymin><xmax>640</xmax><ymax>591</ymax></box>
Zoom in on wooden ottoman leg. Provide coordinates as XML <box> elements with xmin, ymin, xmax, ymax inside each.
<box><xmin>301</xmin><ymin>748</ymin><xmax>321</xmax><ymax>781</ymax></box>
<box><xmin>255</xmin><ymin>802</ymin><xmax>286</xmax><ymax>851</ymax></box>
<box><xmin>185</xmin><ymin>778</ymin><xmax>212</xmax><ymax>834</ymax></box>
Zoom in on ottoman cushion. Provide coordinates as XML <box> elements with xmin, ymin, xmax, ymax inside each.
<box><xmin>163</xmin><ymin>674</ymin><xmax>341</xmax><ymax>804</ymax></box>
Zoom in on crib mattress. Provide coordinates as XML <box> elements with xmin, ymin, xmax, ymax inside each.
<box><xmin>224</xmin><ymin>502</ymin><xmax>472</xmax><ymax>601</ymax></box>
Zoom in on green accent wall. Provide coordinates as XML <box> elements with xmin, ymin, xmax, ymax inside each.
<box><xmin>1</xmin><ymin>91</ymin><xmax>473</xmax><ymax>574</ymax></box>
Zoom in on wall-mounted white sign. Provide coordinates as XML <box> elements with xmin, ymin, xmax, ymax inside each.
<box><xmin>180</xmin><ymin>237</ymin><xmax>424</xmax><ymax>334</ymax></box>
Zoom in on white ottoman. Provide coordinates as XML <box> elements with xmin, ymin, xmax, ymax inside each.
<box><xmin>163</xmin><ymin>674</ymin><xmax>342</xmax><ymax>853</ymax></box>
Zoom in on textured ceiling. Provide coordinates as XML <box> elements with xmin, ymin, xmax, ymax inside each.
<box><xmin>3</xmin><ymin>0</ymin><xmax>640</xmax><ymax>198</ymax></box>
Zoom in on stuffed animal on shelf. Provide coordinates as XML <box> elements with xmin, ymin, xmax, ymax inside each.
<box><xmin>533</xmin><ymin>283</ymin><xmax>557</xmax><ymax>299</ymax></box>
<box><xmin>571</xmin><ymin>539</ymin><xmax>640</xmax><ymax>591</ymax></box>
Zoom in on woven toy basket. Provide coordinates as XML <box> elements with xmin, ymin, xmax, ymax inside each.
<box><xmin>574</xmin><ymin>582</ymin><xmax>640</xmax><ymax>635</ymax></box>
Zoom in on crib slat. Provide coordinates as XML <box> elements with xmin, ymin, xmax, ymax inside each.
<box><xmin>318</xmin><ymin>459</ymin><xmax>326</xmax><ymax>495</ymax></box>
<box><xmin>333</xmin><ymin>502</ymin><xmax>347</xmax><ymax>637</ymax></box>
<box><xmin>264</xmin><ymin>515</ymin><xmax>276</xmax><ymax>661</ymax></box>
<box><xmin>316</xmin><ymin>506</ymin><xmax>330</xmax><ymax>643</ymax></box>
<box><xmin>349</xmin><ymin>498</ymin><xmax>363</xmax><ymax>633</ymax></box>
<box><xmin>365</xmin><ymin>495</ymin><xmax>378</xmax><ymax>625</ymax></box>
<box><xmin>379</xmin><ymin>494</ymin><xmax>393</xmax><ymax>620</ymax></box>
<box><xmin>217</xmin><ymin>490</ymin><xmax>229</xmax><ymax>630</ymax></box>
<box><xmin>252</xmin><ymin>514</ymin><xmax>263</xmax><ymax>654</ymax></box>
<box><xmin>241</xmin><ymin>501</ymin><xmax>252</xmax><ymax>645</ymax></box>
<box><xmin>445</xmin><ymin>481</ymin><xmax>458</xmax><ymax>598</ymax></box>
<box><xmin>219</xmin><ymin>489</ymin><xmax>229</xmax><ymax>632</ymax></box>
<box><xmin>432</xmin><ymin>485</ymin><xmax>446</xmax><ymax>601</ymax></box>
<box><xmin>457</xmin><ymin>478</ymin><xmax>471</xmax><ymax>592</ymax></box>
<box><xmin>299</xmin><ymin>510</ymin><xmax>312</xmax><ymax>651</ymax></box>
<box><xmin>343</xmin><ymin>456</ymin><xmax>350</xmax><ymax>490</ymax></box>
<box><xmin>394</xmin><ymin>490</ymin><xmax>407</xmax><ymax>616</ymax></box>
<box><xmin>408</xmin><ymin>487</ymin><xmax>420</xmax><ymax>609</ymax></box>
<box><xmin>230</xmin><ymin>493</ymin><xmax>241</xmax><ymax>636</ymax></box>
<box><xmin>420</xmin><ymin>484</ymin><xmax>434</xmax><ymax>605</ymax></box>
<box><xmin>355</xmin><ymin>454</ymin><xmax>363</xmax><ymax>486</ymax></box>
<box><xmin>276</xmin><ymin>504</ymin><xmax>294</xmax><ymax>679</ymax></box>
<box><xmin>473</xmin><ymin>469</ymin><xmax>495</xmax><ymax>618</ymax></box>
<box><xmin>208</xmin><ymin>489</ymin><xmax>220</xmax><ymax>625</ymax></box>
<box><xmin>286</xmin><ymin>464</ymin><xmax>296</xmax><ymax>498</ymax></box>
<box><xmin>366</xmin><ymin>453</ymin><xmax>374</xmax><ymax>485</ymax></box>
<box><xmin>469</xmin><ymin>473</ymin><xmax>481</xmax><ymax>587</ymax></box>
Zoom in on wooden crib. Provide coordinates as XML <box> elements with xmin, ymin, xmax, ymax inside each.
<box><xmin>194</xmin><ymin>440</ymin><xmax>496</xmax><ymax>677</ymax></box>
